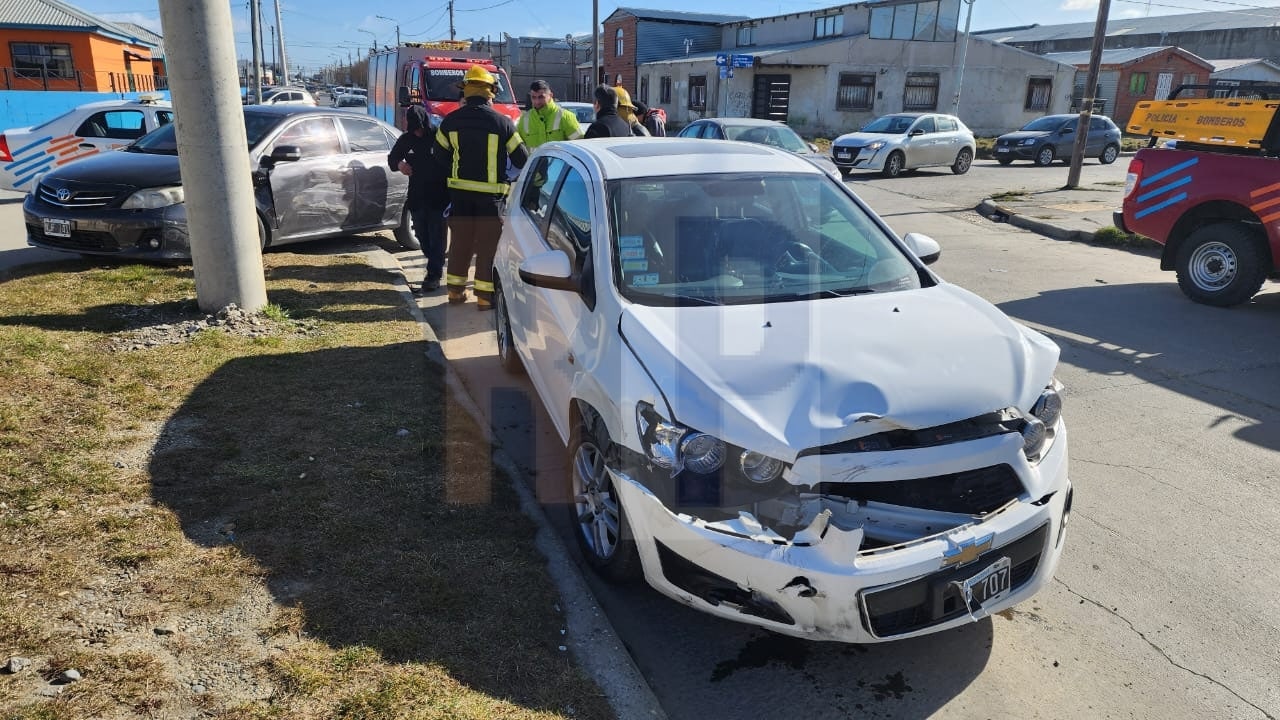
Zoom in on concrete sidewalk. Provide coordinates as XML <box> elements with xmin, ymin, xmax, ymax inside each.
<box><xmin>975</xmin><ymin>183</ymin><xmax>1127</xmax><ymax>244</ymax></box>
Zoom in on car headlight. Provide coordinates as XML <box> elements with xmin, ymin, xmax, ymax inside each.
<box><xmin>1032</xmin><ymin>382</ymin><xmax>1064</xmax><ymax>427</ymax></box>
<box><xmin>867</xmin><ymin>141</ymin><xmax>885</xmax><ymax>151</ymax></box>
<box><xmin>740</xmin><ymin>450</ymin><xmax>784</xmax><ymax>484</ymax></box>
<box><xmin>121</xmin><ymin>185</ymin><xmax>185</xmax><ymax>209</ymax></box>
<box><xmin>680</xmin><ymin>432</ymin><xmax>726</xmax><ymax>474</ymax></box>
<box><xmin>1022</xmin><ymin>380</ymin><xmax>1064</xmax><ymax>463</ymax></box>
<box><xmin>1021</xmin><ymin>417</ymin><xmax>1048</xmax><ymax>460</ymax></box>
<box><xmin>1020</xmin><ymin>138</ymin><xmax>1037</xmax><ymax>146</ymax></box>
<box><xmin>637</xmin><ymin>402</ymin><xmax>783</xmax><ymax>481</ymax></box>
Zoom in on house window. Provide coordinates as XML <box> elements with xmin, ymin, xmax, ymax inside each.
<box><xmin>615</xmin><ymin>28</ymin><xmax>624</xmax><ymax>57</ymax></box>
<box><xmin>1181</xmin><ymin>72</ymin><xmax>1198</xmax><ymax>98</ymax></box>
<box><xmin>1025</xmin><ymin>77</ymin><xmax>1052</xmax><ymax>110</ymax></box>
<box><xmin>1129</xmin><ymin>72</ymin><xmax>1148</xmax><ymax>95</ymax></box>
<box><xmin>903</xmin><ymin>72</ymin><xmax>939</xmax><ymax>111</ymax></box>
<box><xmin>814</xmin><ymin>14</ymin><xmax>844</xmax><ymax>39</ymax></box>
<box><xmin>837</xmin><ymin>73</ymin><xmax>875</xmax><ymax>110</ymax></box>
<box><xmin>640</xmin><ymin>75</ymin><xmax>649</xmax><ymax>104</ymax></box>
<box><xmin>869</xmin><ymin>0</ymin><xmax>959</xmax><ymax>42</ymax></box>
<box><xmin>738</xmin><ymin>26</ymin><xmax>755</xmax><ymax>46</ymax></box>
<box><xmin>660</xmin><ymin>75</ymin><xmax>672</xmax><ymax>104</ymax></box>
<box><xmin>11</xmin><ymin>42</ymin><xmax>73</xmax><ymax>79</ymax></box>
<box><xmin>688</xmin><ymin>74</ymin><xmax>706</xmax><ymax>110</ymax></box>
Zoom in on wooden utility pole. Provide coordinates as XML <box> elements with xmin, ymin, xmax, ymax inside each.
<box><xmin>1067</xmin><ymin>0</ymin><xmax>1112</xmax><ymax>188</ymax></box>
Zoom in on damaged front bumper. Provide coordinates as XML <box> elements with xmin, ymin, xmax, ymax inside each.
<box><xmin>612</xmin><ymin>428</ymin><xmax>1070</xmax><ymax>643</ymax></box>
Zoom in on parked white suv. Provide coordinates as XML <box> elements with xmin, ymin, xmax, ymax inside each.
<box><xmin>493</xmin><ymin>138</ymin><xmax>1071</xmax><ymax>642</ymax></box>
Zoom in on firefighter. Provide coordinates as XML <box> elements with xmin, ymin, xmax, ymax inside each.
<box><xmin>613</xmin><ymin>86</ymin><xmax>650</xmax><ymax>137</ymax></box>
<box><xmin>519</xmin><ymin>79</ymin><xmax>583</xmax><ymax>148</ymax></box>
<box><xmin>432</xmin><ymin>65</ymin><xmax>530</xmax><ymax>310</ymax></box>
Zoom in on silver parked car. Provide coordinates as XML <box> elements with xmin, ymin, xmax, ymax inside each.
<box><xmin>831</xmin><ymin>112</ymin><xmax>976</xmax><ymax>178</ymax></box>
<box><xmin>677</xmin><ymin>117</ymin><xmax>841</xmax><ymax>176</ymax></box>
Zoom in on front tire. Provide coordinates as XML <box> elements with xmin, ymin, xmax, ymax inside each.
<box><xmin>568</xmin><ymin>413</ymin><xmax>639</xmax><ymax>583</ymax></box>
<box><xmin>951</xmin><ymin>148</ymin><xmax>973</xmax><ymax>175</ymax></box>
<box><xmin>880</xmin><ymin>151</ymin><xmax>906</xmax><ymax>178</ymax></box>
<box><xmin>1034</xmin><ymin>146</ymin><xmax>1055</xmax><ymax>167</ymax></box>
<box><xmin>996</xmin><ymin>157</ymin><xmax>1014</xmax><ymax>166</ymax></box>
<box><xmin>1100</xmin><ymin>144</ymin><xmax>1120</xmax><ymax>164</ymax></box>
<box><xmin>1175</xmin><ymin>222</ymin><xmax>1269</xmax><ymax>307</ymax></box>
<box><xmin>394</xmin><ymin>206</ymin><xmax>420</xmax><ymax>250</ymax></box>
<box><xmin>494</xmin><ymin>280</ymin><xmax>523</xmax><ymax>374</ymax></box>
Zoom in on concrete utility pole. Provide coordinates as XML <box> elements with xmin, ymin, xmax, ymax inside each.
<box><xmin>157</xmin><ymin>0</ymin><xmax>268</xmax><ymax>313</ymax></box>
<box><xmin>273</xmin><ymin>0</ymin><xmax>289</xmax><ymax>83</ymax></box>
<box><xmin>448</xmin><ymin>0</ymin><xmax>456</xmax><ymax>40</ymax></box>
<box><xmin>249</xmin><ymin>0</ymin><xmax>263</xmax><ymax>102</ymax></box>
<box><xmin>1066</xmin><ymin>0</ymin><xmax>1112</xmax><ymax>188</ymax></box>
<box><xmin>591</xmin><ymin>0</ymin><xmax>599</xmax><ymax>91</ymax></box>
<box><xmin>376</xmin><ymin>15</ymin><xmax>400</xmax><ymax>46</ymax></box>
<box><xmin>950</xmin><ymin>0</ymin><xmax>976</xmax><ymax>115</ymax></box>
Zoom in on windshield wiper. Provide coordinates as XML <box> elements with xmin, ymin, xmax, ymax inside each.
<box><xmin>633</xmin><ymin>291</ymin><xmax>722</xmax><ymax>306</ymax></box>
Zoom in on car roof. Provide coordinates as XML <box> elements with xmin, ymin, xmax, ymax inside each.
<box><xmin>698</xmin><ymin>117</ymin><xmax>784</xmax><ymax>127</ymax></box>
<box><xmin>74</xmin><ymin>98</ymin><xmax>172</xmax><ymax>110</ymax></box>
<box><xmin>547</xmin><ymin>138</ymin><xmax>821</xmax><ymax>180</ymax></box>
<box><xmin>243</xmin><ymin>105</ymin><xmax>338</xmax><ymax>118</ymax></box>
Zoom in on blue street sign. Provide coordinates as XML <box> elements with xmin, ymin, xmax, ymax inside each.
<box><xmin>715</xmin><ymin>53</ymin><xmax>729</xmax><ymax>66</ymax></box>
<box><xmin>719</xmin><ymin>65</ymin><xmax>733</xmax><ymax>79</ymax></box>
<box><xmin>731</xmin><ymin>54</ymin><xmax>754</xmax><ymax>68</ymax></box>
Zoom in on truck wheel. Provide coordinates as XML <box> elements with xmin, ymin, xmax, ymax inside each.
<box><xmin>394</xmin><ymin>206</ymin><xmax>420</xmax><ymax>251</ymax></box>
<box><xmin>1034</xmin><ymin>146</ymin><xmax>1055</xmax><ymax>167</ymax></box>
<box><xmin>568</xmin><ymin>411</ymin><xmax>640</xmax><ymax>583</ymax></box>
<box><xmin>1175</xmin><ymin>223</ymin><xmax>1269</xmax><ymax>307</ymax></box>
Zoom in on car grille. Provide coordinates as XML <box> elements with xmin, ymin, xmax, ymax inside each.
<box><xmin>27</xmin><ymin>223</ymin><xmax>121</xmax><ymax>252</ymax></box>
<box><xmin>860</xmin><ymin>522</ymin><xmax>1047</xmax><ymax>638</ymax></box>
<box><xmin>818</xmin><ymin>464</ymin><xmax>1026</xmax><ymax>515</ymax></box>
<box><xmin>36</xmin><ymin>183</ymin><xmax>121</xmax><ymax>208</ymax></box>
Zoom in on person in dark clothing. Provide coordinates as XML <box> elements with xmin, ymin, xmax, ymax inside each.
<box><xmin>584</xmin><ymin>84</ymin><xmax>632</xmax><ymax>139</ymax></box>
<box><xmin>432</xmin><ymin>65</ymin><xmax>530</xmax><ymax>310</ymax></box>
<box><xmin>632</xmin><ymin>100</ymin><xmax>667</xmax><ymax>137</ymax></box>
<box><xmin>388</xmin><ymin>105</ymin><xmax>448</xmax><ymax>293</ymax></box>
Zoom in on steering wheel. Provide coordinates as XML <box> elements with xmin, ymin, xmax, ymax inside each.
<box><xmin>773</xmin><ymin>241</ymin><xmax>840</xmax><ymax>275</ymax></box>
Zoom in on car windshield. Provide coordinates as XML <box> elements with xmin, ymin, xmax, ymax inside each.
<box><xmin>1020</xmin><ymin>116</ymin><xmax>1067</xmax><ymax>132</ymax></box>
<box><xmin>609</xmin><ymin>173</ymin><xmax>924</xmax><ymax>306</ymax></box>
<box><xmin>859</xmin><ymin>115</ymin><xmax>915</xmax><ymax>134</ymax></box>
<box><xmin>425</xmin><ymin>69</ymin><xmax>516</xmax><ymax>104</ymax></box>
<box><xmin>127</xmin><ymin>113</ymin><xmax>283</xmax><ymax>154</ymax></box>
<box><xmin>724</xmin><ymin>124</ymin><xmax>810</xmax><ymax>153</ymax></box>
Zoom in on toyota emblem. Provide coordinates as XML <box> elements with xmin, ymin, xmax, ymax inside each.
<box><xmin>55</xmin><ymin>188</ymin><xmax>72</xmax><ymax>202</ymax></box>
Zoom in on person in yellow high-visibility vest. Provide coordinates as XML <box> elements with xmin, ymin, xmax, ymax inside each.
<box><xmin>518</xmin><ymin>79</ymin><xmax>583</xmax><ymax>149</ymax></box>
<box><xmin>432</xmin><ymin>65</ymin><xmax>530</xmax><ymax>309</ymax></box>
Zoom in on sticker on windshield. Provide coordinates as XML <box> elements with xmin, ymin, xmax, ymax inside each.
<box><xmin>622</xmin><ymin>259</ymin><xmax>648</xmax><ymax>272</ymax></box>
<box><xmin>631</xmin><ymin>273</ymin><xmax>659</xmax><ymax>286</ymax></box>
<box><xmin>619</xmin><ymin>235</ymin><xmax>644</xmax><ymax>247</ymax></box>
<box><xmin>620</xmin><ymin>247</ymin><xmax>645</xmax><ymax>260</ymax></box>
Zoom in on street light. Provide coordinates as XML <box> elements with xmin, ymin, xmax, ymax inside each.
<box><xmin>375</xmin><ymin>15</ymin><xmax>401</xmax><ymax>46</ymax></box>
<box><xmin>950</xmin><ymin>0</ymin><xmax>977</xmax><ymax>116</ymax></box>
<box><xmin>357</xmin><ymin>29</ymin><xmax>376</xmax><ymax>56</ymax></box>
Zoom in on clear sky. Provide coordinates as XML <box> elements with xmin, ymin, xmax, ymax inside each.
<box><xmin>73</xmin><ymin>0</ymin><xmax>1265</xmax><ymax>81</ymax></box>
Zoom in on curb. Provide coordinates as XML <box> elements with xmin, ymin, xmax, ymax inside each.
<box><xmin>363</xmin><ymin>247</ymin><xmax>668</xmax><ymax>720</ymax></box>
<box><xmin>975</xmin><ymin>198</ymin><xmax>1097</xmax><ymax>244</ymax></box>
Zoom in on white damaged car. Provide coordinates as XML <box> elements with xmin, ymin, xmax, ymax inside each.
<box><xmin>493</xmin><ymin>138</ymin><xmax>1070</xmax><ymax>642</ymax></box>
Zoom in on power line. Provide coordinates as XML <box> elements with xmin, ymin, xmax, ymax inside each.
<box><xmin>456</xmin><ymin>0</ymin><xmax>518</xmax><ymax>11</ymax></box>
<box><xmin>1113</xmin><ymin>0</ymin><xmax>1280</xmax><ymax>16</ymax></box>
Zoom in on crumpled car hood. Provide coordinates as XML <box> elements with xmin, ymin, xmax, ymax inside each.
<box><xmin>832</xmin><ymin>131</ymin><xmax>904</xmax><ymax>147</ymax></box>
<box><xmin>620</xmin><ymin>285</ymin><xmax>1059</xmax><ymax>462</ymax></box>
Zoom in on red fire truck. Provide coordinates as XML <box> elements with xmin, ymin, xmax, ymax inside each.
<box><xmin>1118</xmin><ymin>92</ymin><xmax>1280</xmax><ymax>306</ymax></box>
<box><xmin>368</xmin><ymin>41</ymin><xmax>520</xmax><ymax>131</ymax></box>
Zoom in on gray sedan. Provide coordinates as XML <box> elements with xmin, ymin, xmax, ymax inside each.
<box><xmin>830</xmin><ymin>113</ymin><xmax>976</xmax><ymax>178</ymax></box>
<box><xmin>24</xmin><ymin>106</ymin><xmax>415</xmax><ymax>261</ymax></box>
<box><xmin>677</xmin><ymin>117</ymin><xmax>840</xmax><ymax>176</ymax></box>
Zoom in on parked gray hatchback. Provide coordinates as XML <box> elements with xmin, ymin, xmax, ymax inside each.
<box><xmin>994</xmin><ymin>114</ymin><xmax>1122</xmax><ymax>166</ymax></box>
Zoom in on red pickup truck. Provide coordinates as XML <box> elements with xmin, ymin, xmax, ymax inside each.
<box><xmin>1117</xmin><ymin>97</ymin><xmax>1280</xmax><ymax>306</ymax></box>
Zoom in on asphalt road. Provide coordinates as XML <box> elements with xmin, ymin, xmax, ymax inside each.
<box><xmin>5</xmin><ymin>160</ymin><xmax>1276</xmax><ymax>719</ymax></box>
<box><xmin>409</xmin><ymin>160</ymin><xmax>1279</xmax><ymax>720</ymax></box>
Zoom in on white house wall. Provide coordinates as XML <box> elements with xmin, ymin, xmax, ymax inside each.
<box><xmin>639</xmin><ymin>35</ymin><xmax>1076</xmax><ymax>137</ymax></box>
<box><xmin>1210</xmin><ymin>63</ymin><xmax>1280</xmax><ymax>83</ymax></box>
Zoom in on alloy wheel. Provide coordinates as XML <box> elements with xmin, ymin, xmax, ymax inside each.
<box><xmin>572</xmin><ymin>440</ymin><xmax>620</xmax><ymax>560</ymax></box>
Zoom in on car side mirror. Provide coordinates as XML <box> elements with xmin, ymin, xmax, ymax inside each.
<box><xmin>519</xmin><ymin>250</ymin><xmax>578</xmax><ymax>292</ymax></box>
<box><xmin>902</xmin><ymin>232</ymin><xmax>941</xmax><ymax>265</ymax></box>
<box><xmin>397</xmin><ymin>86</ymin><xmax>411</xmax><ymax>106</ymax></box>
<box><xmin>807</xmin><ymin>142</ymin><xmax>820</xmax><ymax>153</ymax></box>
<box><xmin>264</xmin><ymin>145</ymin><xmax>302</xmax><ymax>164</ymax></box>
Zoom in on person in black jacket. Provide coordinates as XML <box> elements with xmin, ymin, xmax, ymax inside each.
<box><xmin>584</xmin><ymin>85</ymin><xmax>632</xmax><ymax>138</ymax></box>
<box><xmin>432</xmin><ymin>65</ymin><xmax>530</xmax><ymax>310</ymax></box>
<box><xmin>388</xmin><ymin>105</ymin><xmax>447</xmax><ymax>293</ymax></box>
<box><xmin>632</xmin><ymin>100</ymin><xmax>667</xmax><ymax>137</ymax></box>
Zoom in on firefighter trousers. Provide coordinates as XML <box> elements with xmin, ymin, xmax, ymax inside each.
<box><xmin>445</xmin><ymin>192</ymin><xmax>506</xmax><ymax>302</ymax></box>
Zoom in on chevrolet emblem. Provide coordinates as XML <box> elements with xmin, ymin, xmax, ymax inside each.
<box><xmin>941</xmin><ymin>532</ymin><xmax>995</xmax><ymax>568</ymax></box>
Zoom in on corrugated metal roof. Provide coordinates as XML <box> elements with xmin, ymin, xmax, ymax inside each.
<box><xmin>116</xmin><ymin>21</ymin><xmax>163</xmax><ymax>53</ymax></box>
<box><xmin>1043</xmin><ymin>45</ymin><xmax>1212</xmax><ymax>68</ymax></box>
<box><xmin>1210</xmin><ymin>58</ymin><xmax>1265</xmax><ymax>71</ymax></box>
<box><xmin>0</xmin><ymin>0</ymin><xmax>155</xmax><ymax>45</ymax></box>
<box><xmin>975</xmin><ymin>7</ymin><xmax>1280</xmax><ymax>42</ymax></box>
<box><xmin>614</xmin><ymin>7</ymin><xmax>750</xmax><ymax>24</ymax></box>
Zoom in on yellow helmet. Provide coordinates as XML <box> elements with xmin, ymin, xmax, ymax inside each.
<box><xmin>463</xmin><ymin>65</ymin><xmax>497</xmax><ymax>86</ymax></box>
<box><xmin>613</xmin><ymin>86</ymin><xmax>636</xmax><ymax>109</ymax></box>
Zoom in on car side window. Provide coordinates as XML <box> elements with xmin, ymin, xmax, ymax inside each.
<box><xmin>1089</xmin><ymin>117</ymin><xmax>1108</xmax><ymax>132</ymax></box>
<box><xmin>913</xmin><ymin>117</ymin><xmax>936</xmax><ymax>134</ymax></box>
<box><xmin>520</xmin><ymin>156</ymin><xmax>567</xmax><ymax>230</ymax></box>
<box><xmin>76</xmin><ymin>110</ymin><xmax>146</xmax><ymax>139</ymax></box>
<box><xmin>679</xmin><ymin>122</ymin><xmax>700</xmax><ymax>138</ymax></box>
<box><xmin>546</xmin><ymin>167</ymin><xmax>592</xmax><ymax>269</ymax></box>
<box><xmin>156</xmin><ymin>111</ymin><xmax>174</xmax><ymax>126</ymax></box>
<box><xmin>271</xmin><ymin>117</ymin><xmax>342</xmax><ymax>158</ymax></box>
<box><xmin>339</xmin><ymin>117</ymin><xmax>390</xmax><ymax>152</ymax></box>
<box><xmin>937</xmin><ymin>116</ymin><xmax>957</xmax><ymax>132</ymax></box>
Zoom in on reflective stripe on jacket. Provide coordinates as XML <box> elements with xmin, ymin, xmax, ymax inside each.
<box><xmin>433</xmin><ymin>97</ymin><xmax>530</xmax><ymax>195</ymax></box>
<box><xmin>518</xmin><ymin>102</ymin><xmax>583</xmax><ymax>147</ymax></box>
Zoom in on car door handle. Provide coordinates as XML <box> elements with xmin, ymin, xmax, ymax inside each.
<box><xmin>79</xmin><ymin>143</ymin><xmax>95</xmax><ymax>149</ymax></box>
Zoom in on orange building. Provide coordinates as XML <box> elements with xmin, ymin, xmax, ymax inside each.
<box><xmin>0</xmin><ymin>0</ymin><xmax>162</xmax><ymax>92</ymax></box>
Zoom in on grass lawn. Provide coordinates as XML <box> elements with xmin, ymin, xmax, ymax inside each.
<box><xmin>0</xmin><ymin>252</ymin><xmax>611</xmax><ymax>719</ymax></box>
